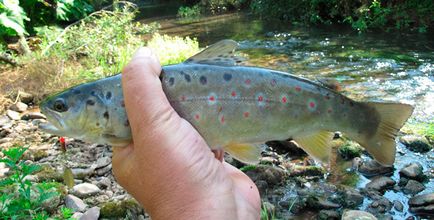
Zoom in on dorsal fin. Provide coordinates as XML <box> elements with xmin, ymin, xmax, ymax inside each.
<box><xmin>316</xmin><ymin>77</ymin><xmax>342</xmax><ymax>91</ymax></box>
<box><xmin>184</xmin><ymin>39</ymin><xmax>243</xmax><ymax>66</ymax></box>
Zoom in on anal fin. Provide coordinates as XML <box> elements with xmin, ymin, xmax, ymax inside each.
<box><xmin>223</xmin><ymin>143</ymin><xmax>262</xmax><ymax>164</ymax></box>
<box><xmin>293</xmin><ymin>131</ymin><xmax>334</xmax><ymax>163</ymax></box>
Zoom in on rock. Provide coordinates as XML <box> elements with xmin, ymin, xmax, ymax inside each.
<box><xmin>96</xmin><ymin>156</ymin><xmax>111</xmax><ymax>168</ymax></box>
<box><xmin>403</xmin><ymin>179</ymin><xmax>425</xmax><ymax>195</ymax></box>
<box><xmin>0</xmin><ymin>115</ymin><xmax>11</xmax><ymax>127</ymax></box>
<box><xmin>0</xmin><ymin>137</ymin><xmax>13</xmax><ymax>144</ymax></box>
<box><xmin>358</xmin><ymin>160</ymin><xmax>394</xmax><ymax>177</ymax></box>
<box><xmin>0</xmin><ymin>162</ymin><xmax>10</xmax><ymax>178</ymax></box>
<box><xmin>259</xmin><ymin>156</ymin><xmax>278</xmax><ymax>165</ymax></box>
<box><xmin>21</xmin><ymin>112</ymin><xmax>46</xmax><ymax>120</ymax></box>
<box><xmin>72</xmin><ymin>212</ymin><xmax>84</xmax><ymax>219</ymax></box>
<box><xmin>286</xmin><ymin>164</ymin><xmax>326</xmax><ymax>177</ymax></box>
<box><xmin>399</xmin><ymin>163</ymin><xmax>425</xmax><ymax>181</ymax></box>
<box><xmin>338</xmin><ymin>141</ymin><xmax>363</xmax><ymax>160</ymax></box>
<box><xmin>367</xmin><ymin>197</ymin><xmax>392</xmax><ymax>214</ymax></box>
<box><xmin>244</xmin><ymin>165</ymin><xmax>287</xmax><ymax>187</ymax></box>
<box><xmin>96</xmin><ymin>164</ymin><xmax>112</xmax><ymax>176</ymax></box>
<box><xmin>96</xmin><ymin>177</ymin><xmax>111</xmax><ymax>189</ymax></box>
<box><xmin>18</xmin><ymin>91</ymin><xmax>34</xmax><ymax>104</ymax></box>
<box><xmin>400</xmin><ymin>135</ymin><xmax>432</xmax><ymax>153</ymax></box>
<box><xmin>308</xmin><ymin>197</ymin><xmax>340</xmax><ymax>209</ymax></box>
<box><xmin>9</xmin><ymin>102</ymin><xmax>28</xmax><ymax>112</ymax></box>
<box><xmin>100</xmin><ymin>199</ymin><xmax>142</xmax><ymax>218</ymax></box>
<box><xmin>72</xmin><ymin>166</ymin><xmax>96</xmax><ymax>179</ymax></box>
<box><xmin>6</xmin><ymin>110</ymin><xmax>20</xmax><ymax>120</ymax></box>
<box><xmin>318</xmin><ymin>210</ymin><xmax>340</xmax><ymax>220</ymax></box>
<box><xmin>342</xmin><ymin>210</ymin><xmax>377</xmax><ymax>220</ymax></box>
<box><xmin>408</xmin><ymin>193</ymin><xmax>434</xmax><ymax>215</ymax></box>
<box><xmin>65</xmin><ymin>194</ymin><xmax>87</xmax><ymax>212</ymax></box>
<box><xmin>365</xmin><ymin>176</ymin><xmax>396</xmax><ymax>192</ymax></box>
<box><xmin>343</xmin><ymin>187</ymin><xmax>364</xmax><ymax>208</ymax></box>
<box><xmin>393</xmin><ymin>200</ymin><xmax>404</xmax><ymax>212</ymax></box>
<box><xmin>80</xmin><ymin>206</ymin><xmax>100</xmax><ymax>220</ymax></box>
<box><xmin>72</xmin><ymin>183</ymin><xmax>101</xmax><ymax>198</ymax></box>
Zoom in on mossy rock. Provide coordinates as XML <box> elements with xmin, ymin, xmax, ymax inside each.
<box><xmin>100</xmin><ymin>199</ymin><xmax>142</xmax><ymax>218</ymax></box>
<box><xmin>400</xmin><ymin>135</ymin><xmax>432</xmax><ymax>153</ymax></box>
<box><xmin>35</xmin><ymin>165</ymin><xmax>63</xmax><ymax>182</ymax></box>
<box><xmin>32</xmin><ymin>149</ymin><xmax>49</xmax><ymax>161</ymax></box>
<box><xmin>338</xmin><ymin>141</ymin><xmax>363</xmax><ymax>160</ymax></box>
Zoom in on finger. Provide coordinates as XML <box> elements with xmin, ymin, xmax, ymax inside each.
<box><xmin>122</xmin><ymin>47</ymin><xmax>179</xmax><ymax>135</ymax></box>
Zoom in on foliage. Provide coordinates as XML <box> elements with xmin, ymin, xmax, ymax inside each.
<box><xmin>177</xmin><ymin>4</ymin><xmax>201</xmax><ymax>19</ymax></box>
<box><xmin>0</xmin><ymin>146</ymin><xmax>61</xmax><ymax>219</ymax></box>
<box><xmin>0</xmin><ymin>0</ymin><xmax>94</xmax><ymax>39</ymax></box>
<box><xmin>403</xmin><ymin>122</ymin><xmax>434</xmax><ymax>141</ymax></box>
<box><xmin>249</xmin><ymin>0</ymin><xmax>434</xmax><ymax>32</ymax></box>
<box><xmin>147</xmin><ymin>33</ymin><xmax>199</xmax><ymax>66</ymax></box>
<box><xmin>200</xmin><ymin>0</ymin><xmax>246</xmax><ymax>14</ymax></box>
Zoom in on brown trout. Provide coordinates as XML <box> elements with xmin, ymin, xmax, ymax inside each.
<box><xmin>39</xmin><ymin>40</ymin><xmax>414</xmax><ymax>165</ymax></box>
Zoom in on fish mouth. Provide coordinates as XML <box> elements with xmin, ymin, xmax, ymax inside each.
<box><xmin>38</xmin><ymin>107</ymin><xmax>67</xmax><ymax>136</ymax></box>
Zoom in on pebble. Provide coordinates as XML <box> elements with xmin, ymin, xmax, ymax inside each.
<box><xmin>0</xmin><ymin>115</ymin><xmax>11</xmax><ymax>127</ymax></box>
<box><xmin>9</xmin><ymin>102</ymin><xmax>28</xmax><ymax>112</ymax></box>
<box><xmin>6</xmin><ymin>110</ymin><xmax>20</xmax><ymax>120</ymax></box>
<box><xmin>367</xmin><ymin>197</ymin><xmax>392</xmax><ymax>214</ymax></box>
<box><xmin>399</xmin><ymin>163</ymin><xmax>425</xmax><ymax>181</ymax></box>
<box><xmin>342</xmin><ymin>210</ymin><xmax>377</xmax><ymax>220</ymax></box>
<box><xmin>96</xmin><ymin>156</ymin><xmax>111</xmax><ymax>169</ymax></box>
<box><xmin>72</xmin><ymin>212</ymin><xmax>84</xmax><ymax>219</ymax></box>
<box><xmin>21</xmin><ymin>112</ymin><xmax>46</xmax><ymax>120</ymax></box>
<box><xmin>80</xmin><ymin>206</ymin><xmax>100</xmax><ymax>220</ymax></box>
<box><xmin>393</xmin><ymin>200</ymin><xmax>404</xmax><ymax>212</ymax></box>
<box><xmin>18</xmin><ymin>91</ymin><xmax>34</xmax><ymax>104</ymax></box>
<box><xmin>72</xmin><ymin>183</ymin><xmax>101</xmax><ymax>198</ymax></box>
<box><xmin>96</xmin><ymin>176</ymin><xmax>111</xmax><ymax>189</ymax></box>
<box><xmin>365</xmin><ymin>176</ymin><xmax>396</xmax><ymax>192</ymax></box>
<box><xmin>72</xmin><ymin>166</ymin><xmax>96</xmax><ymax>179</ymax></box>
<box><xmin>402</xmin><ymin>179</ymin><xmax>425</xmax><ymax>195</ymax></box>
<box><xmin>65</xmin><ymin>194</ymin><xmax>87</xmax><ymax>212</ymax></box>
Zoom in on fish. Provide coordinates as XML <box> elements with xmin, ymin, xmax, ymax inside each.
<box><xmin>39</xmin><ymin>39</ymin><xmax>414</xmax><ymax>166</ymax></box>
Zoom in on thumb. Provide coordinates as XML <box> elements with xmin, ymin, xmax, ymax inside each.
<box><xmin>121</xmin><ymin>47</ymin><xmax>180</xmax><ymax>137</ymax></box>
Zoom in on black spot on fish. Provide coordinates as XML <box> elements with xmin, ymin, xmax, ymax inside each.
<box><xmin>96</xmin><ymin>122</ymin><xmax>100</xmax><ymax>126</ymax></box>
<box><xmin>180</xmin><ymin>71</ymin><xmax>186</xmax><ymax>75</ymax></box>
<box><xmin>106</xmin><ymin>91</ymin><xmax>112</xmax><ymax>100</ymax></box>
<box><xmin>184</xmin><ymin>74</ymin><xmax>191</xmax><ymax>82</ymax></box>
<box><xmin>86</xmin><ymin>99</ymin><xmax>95</xmax><ymax>106</ymax></box>
<box><xmin>168</xmin><ymin>77</ymin><xmax>175</xmax><ymax>86</ymax></box>
<box><xmin>90</xmin><ymin>91</ymin><xmax>96</xmax><ymax>96</ymax></box>
<box><xmin>124</xmin><ymin>120</ymin><xmax>129</xmax><ymax>127</ymax></box>
<box><xmin>73</xmin><ymin>89</ymin><xmax>81</xmax><ymax>94</ymax></box>
<box><xmin>223</xmin><ymin>73</ymin><xmax>232</xmax><ymax>82</ymax></box>
<box><xmin>199</xmin><ymin>76</ymin><xmax>207</xmax><ymax>85</ymax></box>
<box><xmin>103</xmin><ymin>111</ymin><xmax>109</xmax><ymax>119</ymax></box>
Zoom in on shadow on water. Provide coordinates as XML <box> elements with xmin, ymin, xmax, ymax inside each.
<box><xmin>139</xmin><ymin>9</ymin><xmax>433</xmax><ymax>218</ymax></box>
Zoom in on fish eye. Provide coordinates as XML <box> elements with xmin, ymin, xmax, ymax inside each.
<box><xmin>53</xmin><ymin>99</ymin><xmax>68</xmax><ymax>112</ymax></box>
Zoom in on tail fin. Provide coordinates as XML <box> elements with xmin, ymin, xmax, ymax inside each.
<box><xmin>349</xmin><ymin>102</ymin><xmax>414</xmax><ymax>166</ymax></box>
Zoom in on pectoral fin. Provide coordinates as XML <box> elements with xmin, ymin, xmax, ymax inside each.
<box><xmin>293</xmin><ymin>131</ymin><xmax>334</xmax><ymax>163</ymax></box>
<box><xmin>223</xmin><ymin>143</ymin><xmax>262</xmax><ymax>164</ymax></box>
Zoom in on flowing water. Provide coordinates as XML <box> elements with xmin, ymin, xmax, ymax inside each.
<box><xmin>139</xmin><ymin>10</ymin><xmax>434</xmax><ymax>218</ymax></box>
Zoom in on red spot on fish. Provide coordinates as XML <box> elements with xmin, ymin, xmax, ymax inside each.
<box><xmin>258</xmin><ymin>96</ymin><xmax>264</xmax><ymax>102</ymax></box>
<box><xmin>295</xmin><ymin>86</ymin><xmax>302</xmax><ymax>92</ymax></box>
<box><xmin>245</xmin><ymin>79</ymin><xmax>251</xmax><ymax>85</ymax></box>
<box><xmin>220</xmin><ymin>115</ymin><xmax>225</xmax><ymax>124</ymax></box>
<box><xmin>120</xmin><ymin>100</ymin><xmax>125</xmax><ymax>107</ymax></box>
<box><xmin>194</xmin><ymin>114</ymin><xmax>200</xmax><ymax>120</ymax></box>
<box><xmin>327</xmin><ymin>108</ymin><xmax>332</xmax><ymax>113</ymax></box>
<box><xmin>59</xmin><ymin>137</ymin><xmax>66</xmax><ymax>152</ymax></box>
<box><xmin>281</xmin><ymin>96</ymin><xmax>287</xmax><ymax>103</ymax></box>
<box><xmin>270</xmin><ymin>79</ymin><xmax>277</xmax><ymax>87</ymax></box>
<box><xmin>209</xmin><ymin>96</ymin><xmax>215</xmax><ymax>101</ymax></box>
<box><xmin>309</xmin><ymin>101</ymin><xmax>316</xmax><ymax>108</ymax></box>
<box><xmin>181</xmin><ymin>95</ymin><xmax>186</xmax><ymax>101</ymax></box>
<box><xmin>231</xmin><ymin>91</ymin><xmax>236</xmax><ymax>97</ymax></box>
<box><xmin>243</xmin><ymin>112</ymin><xmax>250</xmax><ymax>118</ymax></box>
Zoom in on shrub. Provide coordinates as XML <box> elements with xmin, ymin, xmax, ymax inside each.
<box><xmin>147</xmin><ymin>33</ymin><xmax>199</xmax><ymax>65</ymax></box>
<box><xmin>177</xmin><ymin>4</ymin><xmax>201</xmax><ymax>19</ymax></box>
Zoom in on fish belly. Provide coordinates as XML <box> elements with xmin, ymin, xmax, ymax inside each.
<box><xmin>161</xmin><ymin>64</ymin><xmax>342</xmax><ymax>149</ymax></box>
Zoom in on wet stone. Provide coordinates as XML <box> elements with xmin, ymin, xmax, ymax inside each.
<box><xmin>343</xmin><ymin>187</ymin><xmax>364</xmax><ymax>208</ymax></box>
<box><xmin>318</xmin><ymin>210</ymin><xmax>340</xmax><ymax>220</ymax></box>
<box><xmin>244</xmin><ymin>165</ymin><xmax>287</xmax><ymax>187</ymax></box>
<box><xmin>96</xmin><ymin>156</ymin><xmax>111</xmax><ymax>169</ymax></box>
<box><xmin>400</xmin><ymin>135</ymin><xmax>432</xmax><ymax>153</ymax></box>
<box><xmin>358</xmin><ymin>160</ymin><xmax>394</xmax><ymax>177</ymax></box>
<box><xmin>9</xmin><ymin>102</ymin><xmax>28</xmax><ymax>112</ymax></box>
<box><xmin>367</xmin><ymin>197</ymin><xmax>392</xmax><ymax>214</ymax></box>
<box><xmin>65</xmin><ymin>194</ymin><xmax>87</xmax><ymax>212</ymax></box>
<box><xmin>399</xmin><ymin>163</ymin><xmax>425</xmax><ymax>181</ymax></box>
<box><xmin>393</xmin><ymin>200</ymin><xmax>404</xmax><ymax>212</ymax></box>
<box><xmin>403</xmin><ymin>179</ymin><xmax>425</xmax><ymax>195</ymax></box>
<box><xmin>365</xmin><ymin>176</ymin><xmax>396</xmax><ymax>192</ymax></box>
<box><xmin>342</xmin><ymin>210</ymin><xmax>377</xmax><ymax>220</ymax></box>
<box><xmin>408</xmin><ymin>192</ymin><xmax>434</xmax><ymax>215</ymax></box>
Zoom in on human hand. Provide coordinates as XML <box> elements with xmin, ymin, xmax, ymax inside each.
<box><xmin>112</xmin><ymin>47</ymin><xmax>261</xmax><ymax>219</ymax></box>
